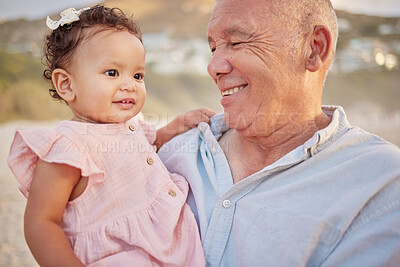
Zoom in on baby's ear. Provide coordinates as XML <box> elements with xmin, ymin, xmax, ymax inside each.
<box><xmin>52</xmin><ymin>68</ymin><xmax>75</xmax><ymax>102</ymax></box>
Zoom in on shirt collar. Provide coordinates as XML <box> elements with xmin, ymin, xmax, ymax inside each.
<box><xmin>208</xmin><ymin>105</ymin><xmax>351</xmax><ymax>154</ymax></box>
<box><xmin>209</xmin><ymin>113</ymin><xmax>229</xmax><ymax>139</ymax></box>
<box><xmin>313</xmin><ymin>105</ymin><xmax>351</xmax><ymax>153</ymax></box>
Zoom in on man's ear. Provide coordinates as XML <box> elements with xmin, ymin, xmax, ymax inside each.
<box><xmin>52</xmin><ymin>68</ymin><xmax>75</xmax><ymax>102</ymax></box>
<box><xmin>306</xmin><ymin>25</ymin><xmax>332</xmax><ymax>72</ymax></box>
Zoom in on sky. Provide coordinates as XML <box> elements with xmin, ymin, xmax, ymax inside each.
<box><xmin>0</xmin><ymin>0</ymin><xmax>399</xmax><ymax>21</ymax></box>
<box><xmin>0</xmin><ymin>0</ymin><xmax>101</xmax><ymax>21</ymax></box>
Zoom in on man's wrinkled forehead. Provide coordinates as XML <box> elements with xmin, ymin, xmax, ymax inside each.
<box><xmin>208</xmin><ymin>1</ymin><xmax>248</xmax><ymax>29</ymax></box>
<box><xmin>210</xmin><ymin>0</ymin><xmax>273</xmax><ymax>15</ymax></box>
<box><xmin>208</xmin><ymin>0</ymin><xmax>273</xmax><ymax>26</ymax></box>
<box><xmin>207</xmin><ymin>0</ymin><xmax>268</xmax><ymax>43</ymax></box>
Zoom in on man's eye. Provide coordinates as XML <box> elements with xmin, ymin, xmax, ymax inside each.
<box><xmin>231</xmin><ymin>42</ymin><xmax>243</xmax><ymax>46</ymax></box>
<box><xmin>105</xmin><ymin>70</ymin><xmax>119</xmax><ymax>77</ymax></box>
<box><xmin>134</xmin><ymin>73</ymin><xmax>144</xmax><ymax>80</ymax></box>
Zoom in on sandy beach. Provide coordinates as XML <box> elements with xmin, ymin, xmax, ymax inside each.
<box><xmin>0</xmin><ymin>108</ymin><xmax>399</xmax><ymax>266</ymax></box>
<box><xmin>0</xmin><ymin>121</ymin><xmax>57</xmax><ymax>267</ymax></box>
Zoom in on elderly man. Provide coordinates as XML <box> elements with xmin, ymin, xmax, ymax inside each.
<box><xmin>158</xmin><ymin>0</ymin><xmax>400</xmax><ymax>266</ymax></box>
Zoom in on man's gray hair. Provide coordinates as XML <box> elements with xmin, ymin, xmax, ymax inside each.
<box><xmin>271</xmin><ymin>0</ymin><xmax>338</xmax><ymax>63</ymax></box>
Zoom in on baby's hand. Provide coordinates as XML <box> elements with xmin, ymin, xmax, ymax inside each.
<box><xmin>177</xmin><ymin>108</ymin><xmax>216</xmax><ymax>133</ymax></box>
<box><xmin>155</xmin><ymin>108</ymin><xmax>216</xmax><ymax>149</ymax></box>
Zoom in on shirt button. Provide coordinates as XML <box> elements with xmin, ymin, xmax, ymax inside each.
<box><xmin>211</xmin><ymin>146</ymin><xmax>217</xmax><ymax>155</ymax></box>
<box><xmin>222</xmin><ymin>199</ymin><xmax>231</xmax><ymax>208</ymax></box>
<box><xmin>198</xmin><ymin>123</ymin><xmax>206</xmax><ymax>133</ymax></box>
<box><xmin>128</xmin><ymin>125</ymin><xmax>136</xmax><ymax>131</ymax></box>
<box><xmin>168</xmin><ymin>190</ymin><xmax>177</xmax><ymax>197</ymax></box>
<box><xmin>147</xmin><ymin>157</ymin><xmax>154</xmax><ymax>165</ymax></box>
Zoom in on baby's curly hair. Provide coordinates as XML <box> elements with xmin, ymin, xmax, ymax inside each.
<box><xmin>43</xmin><ymin>5</ymin><xmax>142</xmax><ymax>101</ymax></box>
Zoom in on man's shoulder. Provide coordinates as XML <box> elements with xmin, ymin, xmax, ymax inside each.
<box><xmin>158</xmin><ymin>126</ymin><xmax>204</xmax><ymax>164</ymax></box>
<box><xmin>346</xmin><ymin>126</ymin><xmax>399</xmax><ymax>153</ymax></box>
<box><xmin>334</xmin><ymin>125</ymin><xmax>400</xmax><ymax>168</ymax></box>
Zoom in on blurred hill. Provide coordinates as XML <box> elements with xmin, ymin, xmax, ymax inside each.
<box><xmin>0</xmin><ymin>1</ymin><xmax>399</xmax><ymax>144</ymax></box>
<box><xmin>107</xmin><ymin>0</ymin><xmax>214</xmax><ymax>37</ymax></box>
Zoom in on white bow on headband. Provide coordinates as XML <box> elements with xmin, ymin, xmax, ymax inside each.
<box><xmin>46</xmin><ymin>7</ymin><xmax>90</xmax><ymax>30</ymax></box>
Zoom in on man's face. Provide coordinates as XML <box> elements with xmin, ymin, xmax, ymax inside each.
<box><xmin>207</xmin><ymin>0</ymin><xmax>302</xmax><ymax>132</ymax></box>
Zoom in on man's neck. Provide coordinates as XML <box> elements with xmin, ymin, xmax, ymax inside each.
<box><xmin>219</xmin><ymin>112</ymin><xmax>331</xmax><ymax>184</ymax></box>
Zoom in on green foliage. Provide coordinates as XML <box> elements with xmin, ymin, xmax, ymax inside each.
<box><xmin>0</xmin><ymin>51</ymin><xmax>71</xmax><ymax>122</ymax></box>
<box><xmin>0</xmin><ymin>51</ymin><xmax>43</xmax><ymax>90</ymax></box>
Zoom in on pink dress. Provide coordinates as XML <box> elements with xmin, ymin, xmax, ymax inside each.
<box><xmin>7</xmin><ymin>116</ymin><xmax>205</xmax><ymax>266</ymax></box>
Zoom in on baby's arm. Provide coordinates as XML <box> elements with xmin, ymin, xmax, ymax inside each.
<box><xmin>155</xmin><ymin>108</ymin><xmax>216</xmax><ymax>149</ymax></box>
<box><xmin>24</xmin><ymin>159</ymin><xmax>85</xmax><ymax>267</ymax></box>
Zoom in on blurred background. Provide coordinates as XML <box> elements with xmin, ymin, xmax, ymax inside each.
<box><xmin>0</xmin><ymin>0</ymin><xmax>399</xmax><ymax>266</ymax></box>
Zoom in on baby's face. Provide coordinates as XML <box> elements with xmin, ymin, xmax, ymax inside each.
<box><xmin>67</xmin><ymin>27</ymin><xmax>146</xmax><ymax>123</ymax></box>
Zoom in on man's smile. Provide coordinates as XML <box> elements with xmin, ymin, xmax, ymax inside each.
<box><xmin>221</xmin><ymin>85</ymin><xmax>246</xmax><ymax>97</ymax></box>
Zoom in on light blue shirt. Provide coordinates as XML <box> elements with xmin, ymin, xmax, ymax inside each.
<box><xmin>158</xmin><ymin>106</ymin><xmax>400</xmax><ymax>267</ymax></box>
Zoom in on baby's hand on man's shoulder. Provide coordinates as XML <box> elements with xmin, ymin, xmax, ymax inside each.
<box><xmin>179</xmin><ymin>108</ymin><xmax>216</xmax><ymax>131</ymax></box>
<box><xmin>154</xmin><ymin>108</ymin><xmax>216</xmax><ymax>150</ymax></box>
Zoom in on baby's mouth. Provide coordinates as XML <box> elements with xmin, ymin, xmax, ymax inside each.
<box><xmin>114</xmin><ymin>98</ymin><xmax>136</xmax><ymax>104</ymax></box>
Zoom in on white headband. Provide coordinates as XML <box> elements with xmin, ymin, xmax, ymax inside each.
<box><xmin>46</xmin><ymin>7</ymin><xmax>90</xmax><ymax>30</ymax></box>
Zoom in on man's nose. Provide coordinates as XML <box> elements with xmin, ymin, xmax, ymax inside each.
<box><xmin>207</xmin><ymin>48</ymin><xmax>233</xmax><ymax>80</ymax></box>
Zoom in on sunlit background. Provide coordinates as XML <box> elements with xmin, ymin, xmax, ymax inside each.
<box><xmin>0</xmin><ymin>0</ymin><xmax>399</xmax><ymax>265</ymax></box>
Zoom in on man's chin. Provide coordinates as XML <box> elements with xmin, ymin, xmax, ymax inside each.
<box><xmin>223</xmin><ymin>112</ymin><xmax>247</xmax><ymax>130</ymax></box>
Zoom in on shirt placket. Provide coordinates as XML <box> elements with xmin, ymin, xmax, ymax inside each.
<box><xmin>201</xmin><ymin>137</ymin><xmax>320</xmax><ymax>267</ymax></box>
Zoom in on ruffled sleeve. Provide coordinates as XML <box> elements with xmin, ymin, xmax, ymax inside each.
<box><xmin>7</xmin><ymin>128</ymin><xmax>104</xmax><ymax>198</ymax></box>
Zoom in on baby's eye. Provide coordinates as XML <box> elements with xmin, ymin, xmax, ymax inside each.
<box><xmin>105</xmin><ymin>70</ymin><xmax>119</xmax><ymax>77</ymax></box>
<box><xmin>134</xmin><ymin>73</ymin><xmax>144</xmax><ymax>80</ymax></box>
